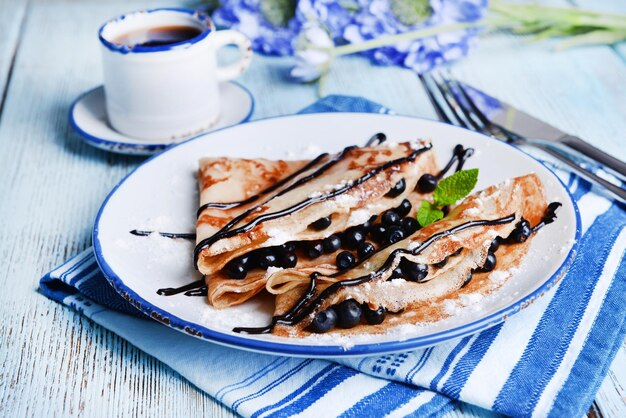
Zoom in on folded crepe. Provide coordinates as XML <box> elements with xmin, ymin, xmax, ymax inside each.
<box><xmin>195</xmin><ymin>141</ymin><xmax>439</xmax><ymax>308</ymax></box>
<box><xmin>268</xmin><ymin>173</ymin><xmax>551</xmax><ymax>337</ymax></box>
<box><xmin>195</xmin><ymin>156</ymin><xmax>311</xmax><ymax>308</ymax></box>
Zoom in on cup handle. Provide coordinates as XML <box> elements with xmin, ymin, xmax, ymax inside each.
<box><xmin>211</xmin><ymin>29</ymin><xmax>253</xmax><ymax>81</ymax></box>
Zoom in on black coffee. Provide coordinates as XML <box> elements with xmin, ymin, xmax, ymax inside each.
<box><xmin>113</xmin><ymin>25</ymin><xmax>203</xmax><ymax>48</ymax></box>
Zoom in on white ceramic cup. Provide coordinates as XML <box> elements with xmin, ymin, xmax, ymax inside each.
<box><xmin>99</xmin><ymin>8</ymin><xmax>252</xmax><ymax>141</ymax></box>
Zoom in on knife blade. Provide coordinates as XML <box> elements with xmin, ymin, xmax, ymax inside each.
<box><xmin>461</xmin><ymin>83</ymin><xmax>626</xmax><ymax>177</ymax></box>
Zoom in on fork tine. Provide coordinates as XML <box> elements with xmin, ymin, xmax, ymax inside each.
<box><xmin>447</xmin><ymin>78</ymin><xmax>523</xmax><ymax>143</ymax></box>
<box><xmin>439</xmin><ymin>71</ymin><xmax>487</xmax><ymax>132</ymax></box>
<box><xmin>430</xmin><ymin>71</ymin><xmax>483</xmax><ymax>132</ymax></box>
<box><xmin>447</xmin><ymin>78</ymin><xmax>495</xmax><ymax>130</ymax></box>
<box><xmin>418</xmin><ymin>73</ymin><xmax>453</xmax><ymax>124</ymax></box>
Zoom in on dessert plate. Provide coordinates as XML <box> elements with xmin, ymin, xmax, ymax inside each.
<box><xmin>70</xmin><ymin>81</ymin><xmax>254</xmax><ymax>155</ymax></box>
<box><xmin>93</xmin><ymin>113</ymin><xmax>580</xmax><ymax>357</ymax></box>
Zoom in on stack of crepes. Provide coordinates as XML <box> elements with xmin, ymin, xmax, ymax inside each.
<box><xmin>194</xmin><ymin>140</ymin><xmax>550</xmax><ymax>337</ymax></box>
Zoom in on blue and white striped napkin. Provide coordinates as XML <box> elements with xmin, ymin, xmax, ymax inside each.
<box><xmin>41</xmin><ymin>96</ymin><xmax>626</xmax><ymax>417</ymax></box>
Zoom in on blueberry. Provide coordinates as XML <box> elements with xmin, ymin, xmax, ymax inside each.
<box><xmin>223</xmin><ymin>256</ymin><xmax>249</xmax><ymax>280</ymax></box>
<box><xmin>357</xmin><ymin>242</ymin><xmax>375</xmax><ymax>259</ymax></box>
<box><xmin>386</xmin><ymin>178</ymin><xmax>406</xmax><ymax>198</ymax></box>
<box><xmin>442</xmin><ymin>206</ymin><xmax>449</xmax><ymax>216</ymax></box>
<box><xmin>507</xmin><ymin>219</ymin><xmax>531</xmax><ymax>243</ymax></box>
<box><xmin>488</xmin><ymin>238</ymin><xmax>501</xmax><ymax>254</ymax></box>
<box><xmin>282</xmin><ymin>242</ymin><xmax>296</xmax><ymax>253</ymax></box>
<box><xmin>400</xmin><ymin>259</ymin><xmax>429</xmax><ymax>282</ymax></box>
<box><xmin>385</xmin><ymin>226</ymin><xmax>405</xmax><ymax>245</ymax></box>
<box><xmin>362</xmin><ymin>215</ymin><xmax>377</xmax><ymax>231</ymax></box>
<box><xmin>396</xmin><ymin>199</ymin><xmax>412</xmax><ymax>217</ymax></box>
<box><xmin>335</xmin><ymin>300</ymin><xmax>362</xmax><ymax>328</ymax></box>
<box><xmin>258</xmin><ymin>252</ymin><xmax>279</xmax><ymax>269</ymax></box>
<box><xmin>343</xmin><ymin>227</ymin><xmax>366</xmax><ymax>249</ymax></box>
<box><xmin>478</xmin><ymin>252</ymin><xmax>497</xmax><ymax>273</ymax></box>
<box><xmin>417</xmin><ymin>173</ymin><xmax>438</xmax><ymax>193</ymax></box>
<box><xmin>304</xmin><ymin>241</ymin><xmax>324</xmax><ymax>259</ymax></box>
<box><xmin>382</xmin><ymin>210</ymin><xmax>401</xmax><ymax>225</ymax></box>
<box><xmin>433</xmin><ymin>256</ymin><xmax>448</xmax><ymax>268</ymax></box>
<box><xmin>371</xmin><ymin>224</ymin><xmax>388</xmax><ymax>243</ymax></box>
<box><xmin>336</xmin><ymin>251</ymin><xmax>356</xmax><ymax>270</ymax></box>
<box><xmin>322</xmin><ymin>235</ymin><xmax>342</xmax><ymax>253</ymax></box>
<box><xmin>400</xmin><ymin>217</ymin><xmax>419</xmax><ymax>235</ymax></box>
<box><xmin>238</xmin><ymin>255</ymin><xmax>252</xmax><ymax>268</ymax></box>
<box><xmin>280</xmin><ymin>252</ymin><xmax>298</xmax><ymax>268</ymax></box>
<box><xmin>310</xmin><ymin>216</ymin><xmax>332</xmax><ymax>230</ymax></box>
<box><xmin>363</xmin><ymin>305</ymin><xmax>386</xmax><ymax>325</ymax></box>
<box><xmin>309</xmin><ymin>308</ymin><xmax>337</xmax><ymax>333</ymax></box>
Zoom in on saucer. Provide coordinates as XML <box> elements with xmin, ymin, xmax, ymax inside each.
<box><xmin>69</xmin><ymin>81</ymin><xmax>254</xmax><ymax>155</ymax></box>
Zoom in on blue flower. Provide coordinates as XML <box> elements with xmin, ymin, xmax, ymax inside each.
<box><xmin>212</xmin><ymin>0</ymin><xmax>301</xmax><ymax>56</ymax></box>
<box><xmin>214</xmin><ymin>0</ymin><xmax>489</xmax><ymax>75</ymax></box>
<box><xmin>291</xmin><ymin>21</ymin><xmax>335</xmax><ymax>82</ymax></box>
<box><xmin>296</xmin><ymin>0</ymin><xmax>357</xmax><ymax>42</ymax></box>
<box><xmin>301</xmin><ymin>0</ymin><xmax>487</xmax><ymax>73</ymax></box>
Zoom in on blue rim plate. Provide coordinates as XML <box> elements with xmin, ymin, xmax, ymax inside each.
<box><xmin>69</xmin><ymin>81</ymin><xmax>254</xmax><ymax>156</ymax></box>
<box><xmin>92</xmin><ymin>113</ymin><xmax>581</xmax><ymax>358</ymax></box>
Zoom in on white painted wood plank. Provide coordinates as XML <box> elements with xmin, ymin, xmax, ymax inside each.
<box><xmin>595</xmin><ymin>341</ymin><xmax>626</xmax><ymax>418</ymax></box>
<box><xmin>574</xmin><ymin>0</ymin><xmax>626</xmax><ymax>85</ymax></box>
<box><xmin>0</xmin><ymin>0</ymin><xmax>28</xmax><ymax>107</ymax></box>
<box><xmin>0</xmin><ymin>0</ymin><xmax>233</xmax><ymax>417</ymax></box>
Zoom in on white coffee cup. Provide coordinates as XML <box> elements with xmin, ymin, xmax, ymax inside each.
<box><xmin>99</xmin><ymin>8</ymin><xmax>252</xmax><ymax>141</ymax></box>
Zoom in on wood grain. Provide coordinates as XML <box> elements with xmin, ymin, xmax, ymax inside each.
<box><xmin>0</xmin><ymin>0</ymin><xmax>623</xmax><ymax>417</ymax></box>
<box><xmin>0</xmin><ymin>0</ymin><xmax>28</xmax><ymax>109</ymax></box>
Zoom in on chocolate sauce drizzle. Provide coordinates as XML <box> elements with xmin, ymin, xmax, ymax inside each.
<box><xmin>156</xmin><ymin>278</ymin><xmax>206</xmax><ymax>296</ymax></box>
<box><xmin>232</xmin><ymin>214</ymin><xmax>516</xmax><ymax>334</ymax></box>
<box><xmin>531</xmin><ymin>202</ymin><xmax>562</xmax><ymax>233</ymax></box>
<box><xmin>365</xmin><ymin>132</ymin><xmax>387</xmax><ymax>147</ymax></box>
<box><xmin>195</xmin><ymin>153</ymin><xmax>328</xmax><ymax>216</ymax></box>
<box><xmin>129</xmin><ymin>230</ymin><xmax>196</xmax><ymax>240</ymax></box>
<box><xmin>193</xmin><ymin>144</ymin><xmax>433</xmax><ymax>269</ymax></box>
<box><xmin>437</xmin><ymin>145</ymin><xmax>475</xmax><ymax>178</ymax></box>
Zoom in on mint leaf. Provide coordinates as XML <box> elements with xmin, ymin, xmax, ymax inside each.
<box><xmin>417</xmin><ymin>201</ymin><xmax>444</xmax><ymax>227</ymax></box>
<box><xmin>433</xmin><ymin>168</ymin><xmax>479</xmax><ymax>207</ymax></box>
<box><xmin>260</xmin><ymin>0</ymin><xmax>297</xmax><ymax>28</ymax></box>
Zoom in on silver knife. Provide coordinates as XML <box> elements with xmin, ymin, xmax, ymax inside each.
<box><xmin>461</xmin><ymin>84</ymin><xmax>626</xmax><ymax>177</ymax></box>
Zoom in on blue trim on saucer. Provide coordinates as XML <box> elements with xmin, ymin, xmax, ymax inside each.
<box><xmin>99</xmin><ymin>8</ymin><xmax>213</xmax><ymax>54</ymax></box>
<box><xmin>92</xmin><ymin>113</ymin><xmax>582</xmax><ymax>357</ymax></box>
<box><xmin>68</xmin><ymin>82</ymin><xmax>255</xmax><ymax>156</ymax></box>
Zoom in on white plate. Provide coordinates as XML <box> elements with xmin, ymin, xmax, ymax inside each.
<box><xmin>93</xmin><ymin>113</ymin><xmax>580</xmax><ymax>357</ymax></box>
<box><xmin>70</xmin><ymin>82</ymin><xmax>254</xmax><ymax>155</ymax></box>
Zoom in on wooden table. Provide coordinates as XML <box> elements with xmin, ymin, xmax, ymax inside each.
<box><xmin>0</xmin><ymin>0</ymin><xmax>624</xmax><ymax>416</ymax></box>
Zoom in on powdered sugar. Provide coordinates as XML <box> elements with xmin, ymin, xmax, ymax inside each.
<box><xmin>463</xmin><ymin>207</ymin><xmax>481</xmax><ymax>216</ymax></box>
<box><xmin>265</xmin><ymin>227</ymin><xmax>296</xmax><ymax>246</ymax></box>
<box><xmin>348</xmin><ymin>208</ymin><xmax>372</xmax><ymax>225</ymax></box>
<box><xmin>324</xmin><ymin>179</ymin><xmax>354</xmax><ymax>191</ymax></box>
<box><xmin>331</xmin><ymin>194</ymin><xmax>359</xmax><ymax>207</ymax></box>
<box><xmin>489</xmin><ymin>268</ymin><xmax>518</xmax><ymax>285</ymax></box>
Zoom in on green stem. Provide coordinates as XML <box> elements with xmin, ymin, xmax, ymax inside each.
<box><xmin>333</xmin><ymin>19</ymin><xmax>501</xmax><ymax>57</ymax></box>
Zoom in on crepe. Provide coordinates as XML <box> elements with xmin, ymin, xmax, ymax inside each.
<box><xmin>195</xmin><ymin>141</ymin><xmax>439</xmax><ymax>308</ymax></box>
<box><xmin>269</xmin><ymin>173</ymin><xmax>548</xmax><ymax>336</ymax></box>
<box><xmin>196</xmin><ymin>157</ymin><xmax>310</xmax><ymax>308</ymax></box>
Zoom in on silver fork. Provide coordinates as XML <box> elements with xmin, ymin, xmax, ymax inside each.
<box><xmin>420</xmin><ymin>71</ymin><xmax>626</xmax><ymax>205</ymax></box>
